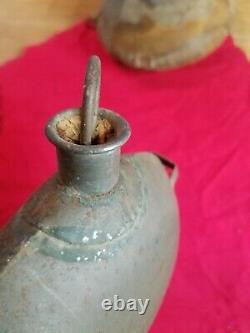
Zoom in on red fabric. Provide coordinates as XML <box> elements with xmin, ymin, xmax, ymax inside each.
<box><xmin>0</xmin><ymin>22</ymin><xmax>250</xmax><ymax>332</ymax></box>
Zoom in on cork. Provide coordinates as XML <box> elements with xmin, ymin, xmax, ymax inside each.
<box><xmin>56</xmin><ymin>114</ymin><xmax>114</xmax><ymax>145</ymax></box>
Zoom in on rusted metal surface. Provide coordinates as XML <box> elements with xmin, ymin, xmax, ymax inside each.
<box><xmin>80</xmin><ymin>55</ymin><xmax>101</xmax><ymax>145</ymax></box>
<box><xmin>0</xmin><ymin>150</ymin><xmax>179</xmax><ymax>333</ymax></box>
<box><xmin>0</xmin><ymin>214</ymin><xmax>37</xmax><ymax>274</ymax></box>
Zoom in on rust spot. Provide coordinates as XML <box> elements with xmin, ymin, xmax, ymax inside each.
<box><xmin>27</xmin><ymin>191</ymin><xmax>61</xmax><ymax>222</ymax></box>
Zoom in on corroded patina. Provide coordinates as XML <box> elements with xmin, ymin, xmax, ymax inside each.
<box><xmin>0</xmin><ymin>56</ymin><xmax>179</xmax><ymax>333</ymax></box>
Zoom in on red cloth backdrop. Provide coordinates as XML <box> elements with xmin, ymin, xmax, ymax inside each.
<box><xmin>0</xmin><ymin>22</ymin><xmax>250</xmax><ymax>332</ymax></box>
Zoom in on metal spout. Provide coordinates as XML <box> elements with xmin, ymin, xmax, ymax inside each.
<box><xmin>46</xmin><ymin>56</ymin><xmax>131</xmax><ymax>194</ymax></box>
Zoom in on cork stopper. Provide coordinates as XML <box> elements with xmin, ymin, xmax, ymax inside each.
<box><xmin>56</xmin><ymin>114</ymin><xmax>114</xmax><ymax>145</ymax></box>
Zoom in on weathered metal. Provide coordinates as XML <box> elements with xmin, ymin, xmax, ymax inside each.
<box><xmin>0</xmin><ymin>56</ymin><xmax>179</xmax><ymax>333</ymax></box>
<box><xmin>80</xmin><ymin>55</ymin><xmax>101</xmax><ymax>145</ymax></box>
